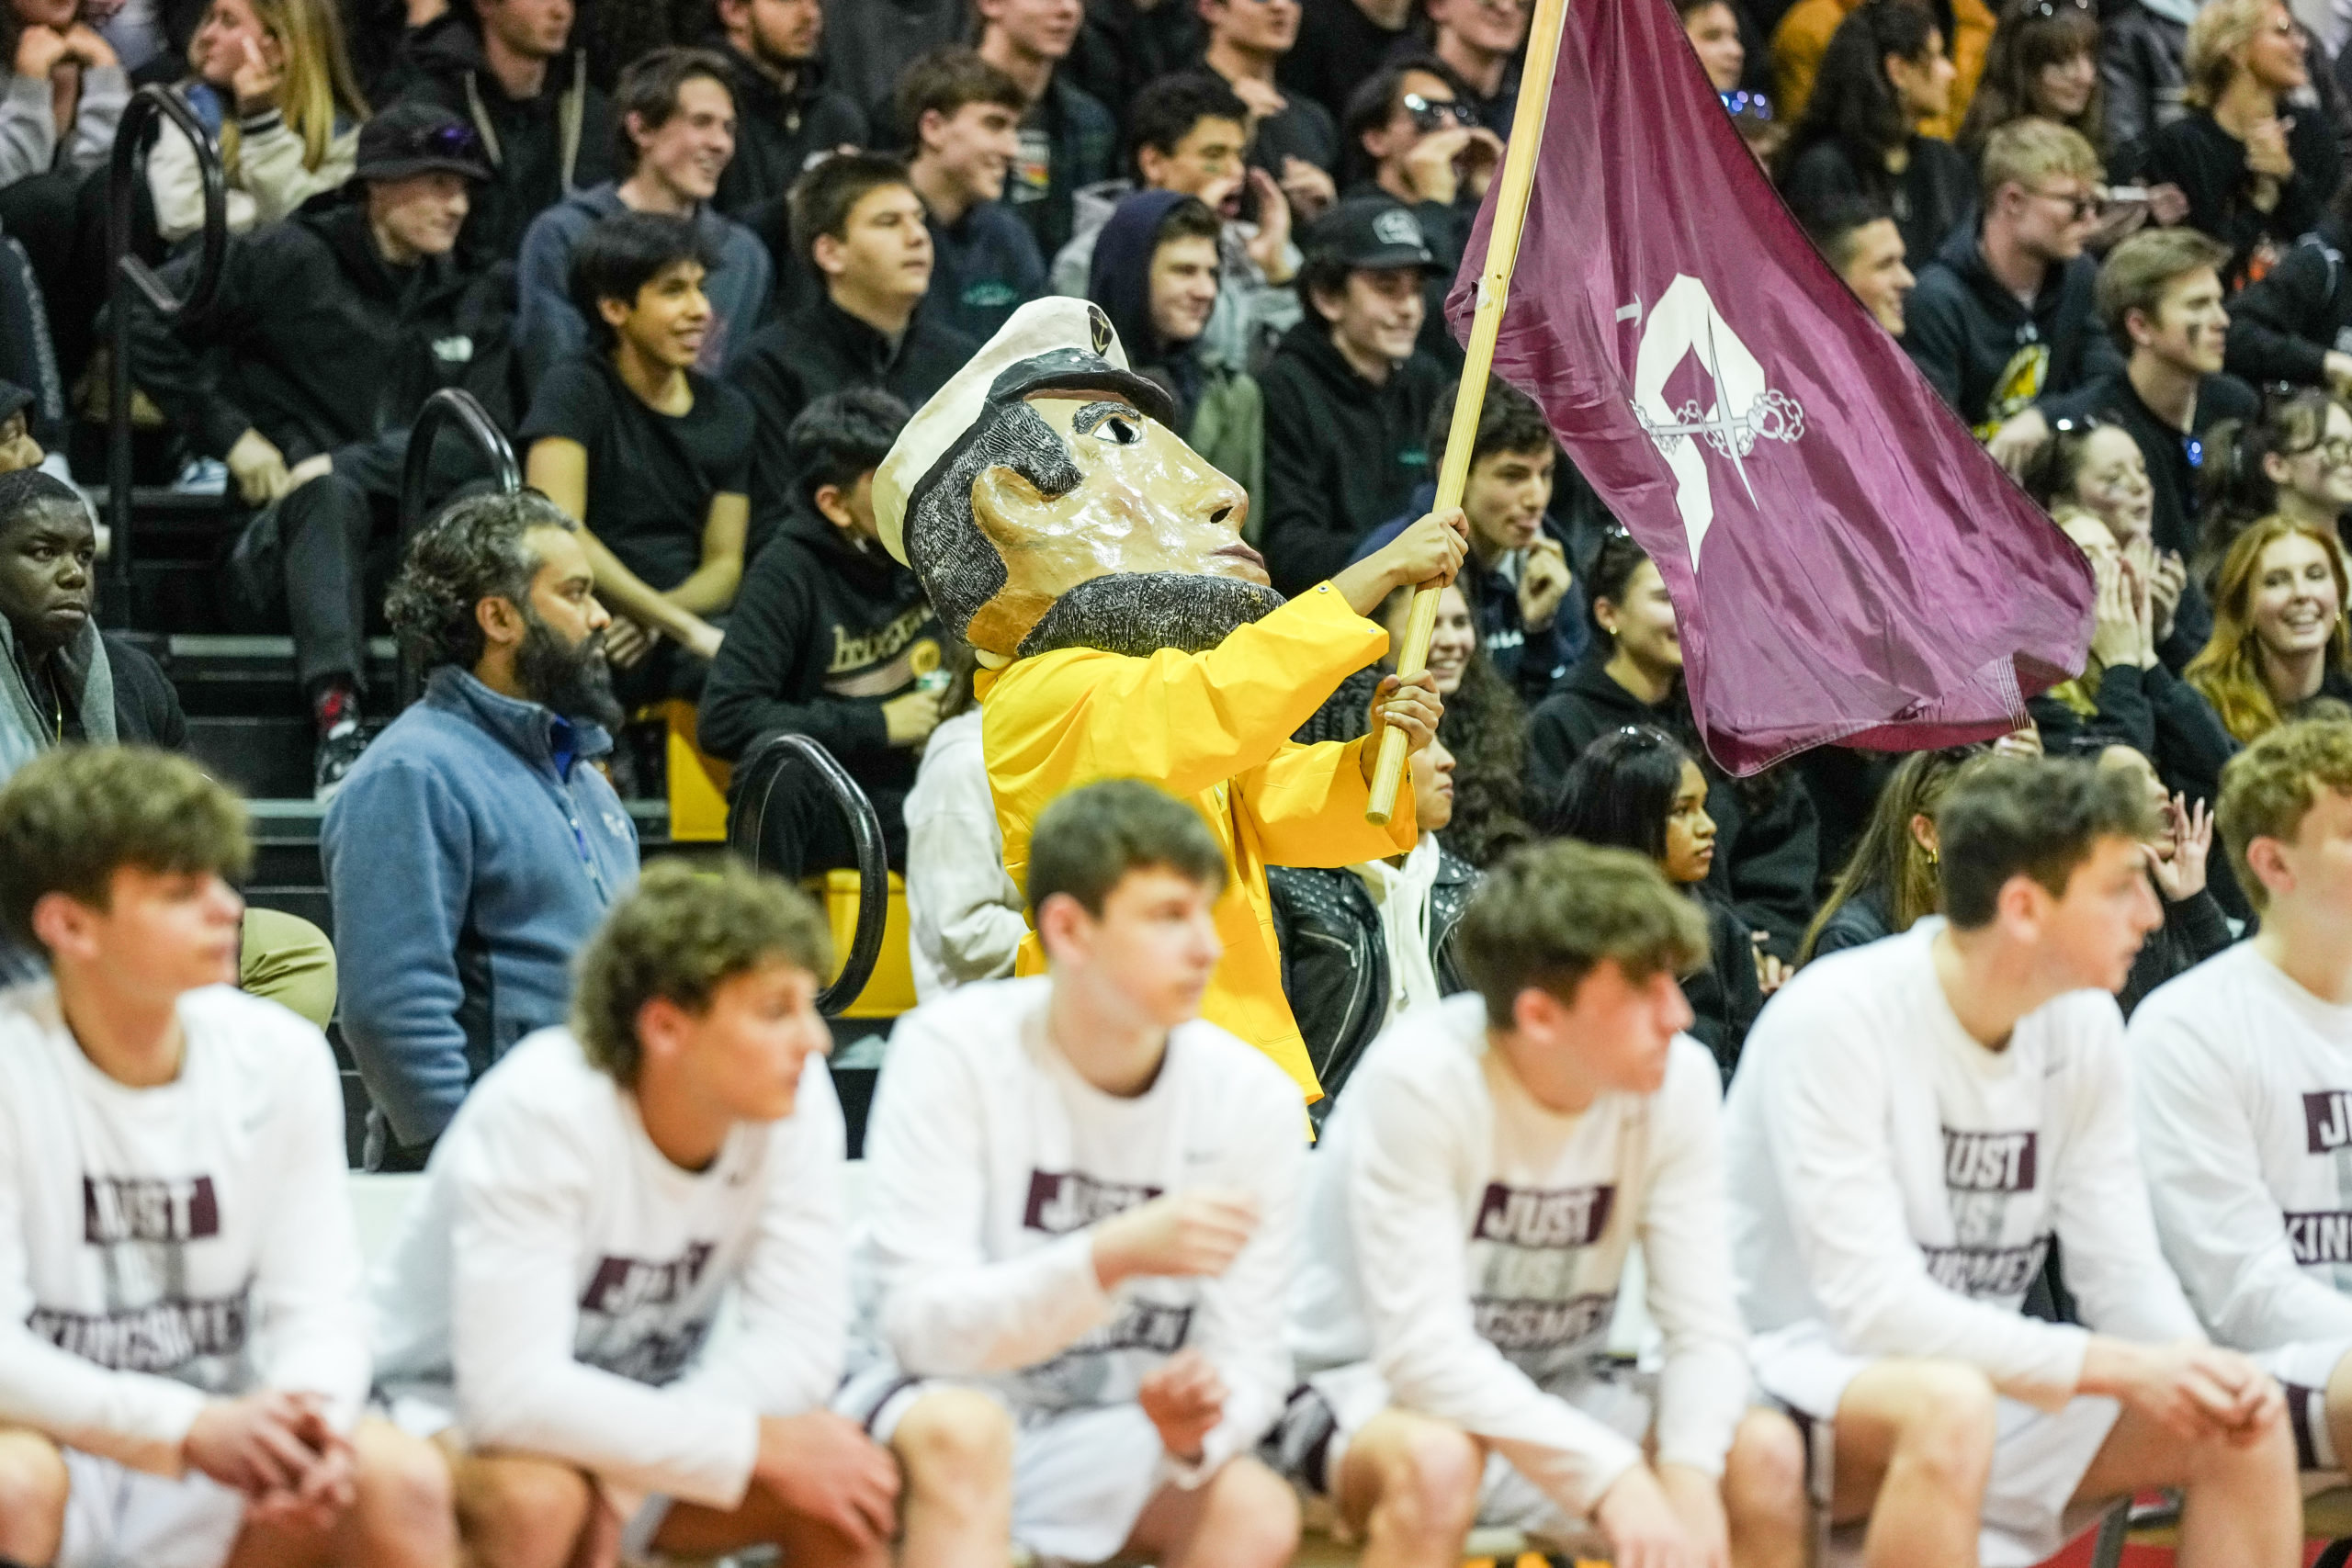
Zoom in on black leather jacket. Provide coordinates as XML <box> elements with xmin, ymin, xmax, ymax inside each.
<box><xmin>1271</xmin><ymin>847</ymin><xmax>1479</xmax><ymax>1122</ymax></box>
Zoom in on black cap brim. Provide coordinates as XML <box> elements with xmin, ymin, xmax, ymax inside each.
<box><xmin>359</xmin><ymin>154</ymin><xmax>492</xmax><ymax>184</ymax></box>
<box><xmin>1339</xmin><ymin>244</ymin><xmax>1443</xmax><ymax>273</ymax></box>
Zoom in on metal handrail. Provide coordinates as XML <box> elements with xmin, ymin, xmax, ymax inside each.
<box><xmin>400</xmin><ymin>387</ymin><xmax>521</xmax><ymax>544</ymax></box>
<box><xmin>729</xmin><ymin>733</ymin><xmax>888</xmax><ymax>1017</ymax></box>
<box><xmin>105</xmin><ymin>84</ymin><xmax>226</xmax><ymax>624</ymax></box>
<box><xmin>393</xmin><ymin>388</ymin><xmax>522</xmax><ymax>709</ymax></box>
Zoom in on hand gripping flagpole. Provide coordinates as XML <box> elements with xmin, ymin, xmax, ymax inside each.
<box><xmin>1366</xmin><ymin>0</ymin><xmax>1571</xmax><ymax>826</ymax></box>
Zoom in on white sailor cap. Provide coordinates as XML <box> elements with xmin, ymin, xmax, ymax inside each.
<box><xmin>874</xmin><ymin>297</ymin><xmax>1175</xmax><ymax>567</ymax></box>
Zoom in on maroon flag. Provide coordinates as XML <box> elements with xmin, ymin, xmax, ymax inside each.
<box><xmin>1449</xmin><ymin>0</ymin><xmax>2093</xmax><ymax>774</ymax></box>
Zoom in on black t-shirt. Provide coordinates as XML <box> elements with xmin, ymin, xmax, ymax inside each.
<box><xmin>520</xmin><ymin>354</ymin><xmax>754</xmax><ymax>592</ymax></box>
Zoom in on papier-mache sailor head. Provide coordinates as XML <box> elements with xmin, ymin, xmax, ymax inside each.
<box><xmin>874</xmin><ymin>298</ymin><xmax>1279</xmax><ymax>662</ymax></box>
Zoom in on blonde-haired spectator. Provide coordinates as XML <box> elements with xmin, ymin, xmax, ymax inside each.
<box><xmin>149</xmin><ymin>0</ymin><xmax>368</xmax><ymax>244</ymax></box>
<box><xmin>2145</xmin><ymin>0</ymin><xmax>2340</xmax><ymax>287</ymax></box>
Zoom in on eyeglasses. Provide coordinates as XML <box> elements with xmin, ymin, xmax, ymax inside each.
<box><xmin>2028</xmin><ymin>186</ymin><xmax>2099</xmax><ymax>220</ymax></box>
<box><xmin>1403</xmin><ymin>93</ymin><xmax>1478</xmax><ymax>131</ymax></box>
<box><xmin>2289</xmin><ymin>437</ymin><xmax>2352</xmax><ymax>466</ymax></box>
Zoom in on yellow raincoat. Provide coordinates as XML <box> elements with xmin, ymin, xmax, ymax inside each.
<box><xmin>974</xmin><ymin>582</ymin><xmax>1418</xmax><ymax>1101</ymax></box>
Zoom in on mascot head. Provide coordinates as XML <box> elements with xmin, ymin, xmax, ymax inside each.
<box><xmin>875</xmin><ymin>299</ymin><xmax>1281</xmax><ymax>662</ymax></box>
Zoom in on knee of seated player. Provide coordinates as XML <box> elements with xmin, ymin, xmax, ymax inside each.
<box><xmin>1885</xmin><ymin>1362</ymin><xmax>1998</xmax><ymax>1490</ymax></box>
<box><xmin>2181</xmin><ymin>1389</ymin><xmax>2298</xmax><ymax>1486</ymax></box>
<box><xmin>1841</xmin><ymin>1360</ymin><xmax>1997</xmax><ymax>1497</ymax></box>
<box><xmin>891</xmin><ymin>1388</ymin><xmax>1013</xmax><ymax>1502</ymax></box>
<box><xmin>1723</xmin><ymin>1407</ymin><xmax>1809</xmax><ymax>1534</ymax></box>
<box><xmin>1195</xmin><ymin>1456</ymin><xmax>1302</xmax><ymax>1568</ymax></box>
<box><xmin>0</xmin><ymin>1427</ymin><xmax>68</xmax><ymax>1549</ymax></box>
<box><xmin>454</xmin><ymin>1450</ymin><xmax>598</xmax><ymax>1568</ymax></box>
<box><xmin>1367</xmin><ymin>1415</ymin><xmax>1484</xmax><ymax>1543</ymax></box>
<box><xmin>351</xmin><ymin>1420</ymin><xmax>458</xmax><ymax>1549</ymax></box>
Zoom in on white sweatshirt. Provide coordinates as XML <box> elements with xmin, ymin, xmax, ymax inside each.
<box><xmin>2131</xmin><ymin>942</ymin><xmax>2352</xmax><ymax>1358</ymax></box>
<box><xmin>1725</xmin><ymin>922</ymin><xmax>2202</xmax><ymax>1411</ymax></box>
<box><xmin>1291</xmin><ymin>995</ymin><xmax>1748</xmax><ymax>1517</ymax></box>
<box><xmin>149</xmin><ymin>110</ymin><xmax>359</xmax><ymax>242</ymax></box>
<box><xmin>859</xmin><ymin>976</ymin><xmax>1303</xmax><ymax>1480</ymax></box>
<box><xmin>0</xmin><ymin>980</ymin><xmax>367</xmax><ymax>1476</ymax></box>
<box><xmin>903</xmin><ymin>709</ymin><xmax>1025</xmax><ymax>1001</ymax></box>
<box><xmin>370</xmin><ymin>1028</ymin><xmax>847</xmax><ymax>1512</ymax></box>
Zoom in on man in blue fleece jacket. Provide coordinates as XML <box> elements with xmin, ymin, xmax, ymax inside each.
<box><xmin>324</xmin><ymin>490</ymin><xmax>639</xmax><ymax>1169</ymax></box>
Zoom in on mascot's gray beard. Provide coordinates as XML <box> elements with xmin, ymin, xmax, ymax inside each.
<box><xmin>1015</xmin><ymin>572</ymin><xmax>1287</xmax><ymax>660</ymax></box>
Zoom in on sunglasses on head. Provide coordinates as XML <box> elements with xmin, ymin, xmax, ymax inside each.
<box><xmin>1403</xmin><ymin>93</ymin><xmax>1478</xmax><ymax>131</ymax></box>
<box><xmin>401</xmin><ymin>121</ymin><xmax>483</xmax><ymax>162</ymax></box>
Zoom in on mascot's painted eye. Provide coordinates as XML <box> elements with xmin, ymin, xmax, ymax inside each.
<box><xmin>1073</xmin><ymin>400</ymin><xmax>1145</xmax><ymax>448</ymax></box>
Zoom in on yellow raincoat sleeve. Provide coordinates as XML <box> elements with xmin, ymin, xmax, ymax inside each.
<box><xmin>980</xmin><ymin>583</ymin><xmax>1396</xmax><ymax>806</ymax></box>
<box><xmin>1238</xmin><ymin>735</ymin><xmax>1416</xmax><ymax>867</ymax></box>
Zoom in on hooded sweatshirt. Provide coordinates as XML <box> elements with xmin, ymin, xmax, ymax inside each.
<box><xmin>1086</xmin><ymin>188</ymin><xmax>1265</xmax><ymax>504</ymax></box>
<box><xmin>710</xmin><ymin>43</ymin><xmax>868</xmax><ymax>220</ymax></box>
<box><xmin>1903</xmin><ymin>222</ymin><xmax>2122</xmax><ymax>435</ymax></box>
<box><xmin>695</xmin><ymin>499</ymin><xmax>939</xmax><ymax>794</ymax></box>
<box><xmin>1259</xmin><ymin>316</ymin><xmax>1442</xmax><ymax>597</ymax></box>
<box><xmin>922</xmin><ymin>199</ymin><xmax>1049</xmax><ymax>344</ymax></box>
<box><xmin>120</xmin><ymin>201</ymin><xmax>522</xmax><ymax>465</ymax></box>
<box><xmin>379</xmin><ymin>15</ymin><xmax>615</xmax><ymax>269</ymax></box>
<box><xmin>1056</xmin><ymin>180</ymin><xmax>1303</xmax><ymax>375</ymax></box>
<box><xmin>1527</xmin><ymin>656</ymin><xmax>1822</xmax><ymax>959</ymax></box>
<box><xmin>516</xmin><ymin>181</ymin><xmax>774</xmax><ymax>391</ymax></box>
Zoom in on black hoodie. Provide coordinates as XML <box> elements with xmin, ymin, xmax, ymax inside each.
<box><xmin>1090</xmin><ymin>189</ymin><xmax>1209</xmax><ymax>430</ymax></box>
<box><xmin>2224</xmin><ymin>215</ymin><xmax>2352</xmax><ymax>389</ymax></box>
<box><xmin>1527</xmin><ymin>655</ymin><xmax>1823</xmax><ymax>959</ymax></box>
<box><xmin>726</xmin><ymin>294</ymin><xmax>977</xmax><ymax>546</ymax></box>
<box><xmin>711</xmin><ymin>44</ymin><xmax>868</xmax><ymax>220</ymax></box>
<box><xmin>696</xmin><ymin>500</ymin><xmax>939</xmax><ymax>804</ymax></box>
<box><xmin>121</xmin><ymin>202</ymin><xmax>522</xmax><ymax>464</ymax></box>
<box><xmin>379</xmin><ymin>16</ymin><xmax>616</xmax><ymax>268</ymax></box>
<box><xmin>1259</xmin><ymin>316</ymin><xmax>1443</xmax><ymax>598</ymax></box>
<box><xmin>1904</xmin><ymin>221</ymin><xmax>2122</xmax><ymax>434</ymax></box>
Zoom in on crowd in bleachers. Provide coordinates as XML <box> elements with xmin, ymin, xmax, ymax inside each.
<box><xmin>0</xmin><ymin>0</ymin><xmax>2349</xmax><ymax>1154</ymax></box>
<box><xmin>18</xmin><ymin>0</ymin><xmax>2352</xmax><ymax>1561</ymax></box>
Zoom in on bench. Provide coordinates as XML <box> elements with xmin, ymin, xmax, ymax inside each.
<box><xmin>354</xmin><ymin>1173</ymin><xmax>2351</xmax><ymax>1568</ymax></box>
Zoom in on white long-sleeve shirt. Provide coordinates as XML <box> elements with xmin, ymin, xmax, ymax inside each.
<box><xmin>2131</xmin><ymin>942</ymin><xmax>2352</xmax><ymax>1358</ymax></box>
<box><xmin>1726</xmin><ymin>921</ymin><xmax>2202</xmax><ymax>1411</ymax></box>
<box><xmin>1291</xmin><ymin>996</ymin><xmax>1747</xmax><ymax>1517</ymax></box>
<box><xmin>859</xmin><ymin>976</ymin><xmax>1303</xmax><ymax>1480</ymax></box>
<box><xmin>903</xmin><ymin>709</ymin><xmax>1025</xmax><ymax>1001</ymax></box>
<box><xmin>370</xmin><ymin>1029</ymin><xmax>847</xmax><ymax>1512</ymax></box>
<box><xmin>0</xmin><ymin>980</ymin><xmax>368</xmax><ymax>1476</ymax></box>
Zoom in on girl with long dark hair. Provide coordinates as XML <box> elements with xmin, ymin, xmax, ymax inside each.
<box><xmin>1542</xmin><ymin>724</ymin><xmax>1767</xmax><ymax>1077</ymax></box>
<box><xmin>1526</xmin><ymin>529</ymin><xmax>1823</xmax><ymax>957</ymax></box>
<box><xmin>1779</xmin><ymin>0</ymin><xmax>1973</xmax><ymax>264</ymax></box>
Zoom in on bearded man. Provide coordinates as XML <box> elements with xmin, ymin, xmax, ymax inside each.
<box><xmin>877</xmin><ymin>297</ymin><xmax>1465</xmax><ymax>1100</ymax></box>
<box><xmin>325</xmin><ymin>490</ymin><xmax>642</xmax><ymax>1170</ymax></box>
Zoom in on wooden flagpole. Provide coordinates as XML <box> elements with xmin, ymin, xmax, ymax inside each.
<box><xmin>1365</xmin><ymin>0</ymin><xmax>1573</xmax><ymax>825</ymax></box>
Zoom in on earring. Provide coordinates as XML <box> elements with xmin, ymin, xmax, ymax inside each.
<box><xmin>1927</xmin><ymin>848</ymin><xmax>1939</xmax><ymax>866</ymax></box>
